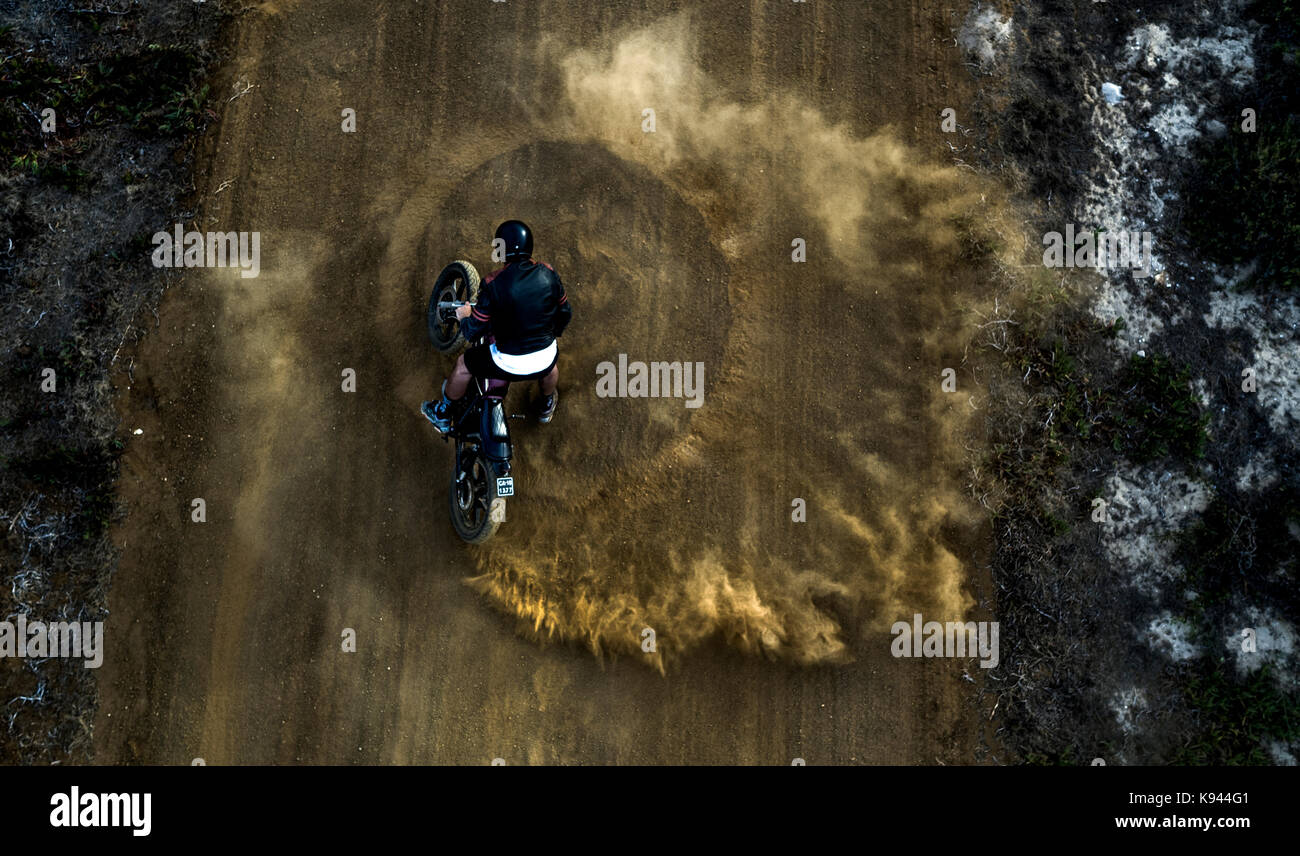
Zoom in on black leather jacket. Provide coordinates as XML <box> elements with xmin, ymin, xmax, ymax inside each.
<box><xmin>460</xmin><ymin>260</ymin><xmax>571</xmax><ymax>355</ymax></box>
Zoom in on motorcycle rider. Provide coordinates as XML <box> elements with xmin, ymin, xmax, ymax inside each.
<box><xmin>422</xmin><ymin>219</ymin><xmax>572</xmax><ymax>431</ymax></box>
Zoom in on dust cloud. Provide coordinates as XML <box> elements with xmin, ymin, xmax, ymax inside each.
<box><xmin>423</xmin><ymin>16</ymin><xmax>1010</xmax><ymax>668</ymax></box>
<box><xmin>551</xmin><ymin>15</ymin><xmax>980</xmax><ymax>273</ymax></box>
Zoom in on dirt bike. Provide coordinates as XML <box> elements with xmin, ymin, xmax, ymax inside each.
<box><xmin>426</xmin><ymin>260</ymin><xmax>524</xmax><ymax>543</ymax></box>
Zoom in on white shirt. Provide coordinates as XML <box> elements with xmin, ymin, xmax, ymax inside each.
<box><xmin>490</xmin><ymin>340</ymin><xmax>557</xmax><ymax>375</ymax></box>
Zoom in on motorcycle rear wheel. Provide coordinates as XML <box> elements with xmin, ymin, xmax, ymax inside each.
<box><xmin>449</xmin><ymin>446</ymin><xmax>501</xmax><ymax>543</ymax></box>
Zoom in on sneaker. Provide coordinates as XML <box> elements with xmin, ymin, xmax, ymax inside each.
<box><xmin>421</xmin><ymin>397</ymin><xmax>454</xmax><ymax>434</ymax></box>
<box><xmin>537</xmin><ymin>391</ymin><xmax>557</xmax><ymax>424</ymax></box>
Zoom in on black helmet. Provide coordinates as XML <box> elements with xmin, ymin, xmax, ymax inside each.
<box><xmin>494</xmin><ymin>220</ymin><xmax>533</xmax><ymax>263</ymax></box>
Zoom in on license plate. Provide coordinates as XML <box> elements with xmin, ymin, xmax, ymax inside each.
<box><xmin>496</xmin><ymin>477</ymin><xmax>514</xmax><ymax>497</ymax></box>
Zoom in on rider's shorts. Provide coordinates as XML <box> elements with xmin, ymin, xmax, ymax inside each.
<box><xmin>463</xmin><ymin>342</ymin><xmax>557</xmax><ymax>383</ymax></box>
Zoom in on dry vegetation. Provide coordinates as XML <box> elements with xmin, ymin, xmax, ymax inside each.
<box><xmin>0</xmin><ymin>0</ymin><xmax>226</xmax><ymax>764</ymax></box>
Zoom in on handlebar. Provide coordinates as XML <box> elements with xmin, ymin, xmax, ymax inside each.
<box><xmin>436</xmin><ymin>300</ymin><xmax>471</xmax><ymax>323</ymax></box>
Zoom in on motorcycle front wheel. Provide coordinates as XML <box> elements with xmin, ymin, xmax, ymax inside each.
<box><xmin>427</xmin><ymin>260</ymin><xmax>480</xmax><ymax>354</ymax></box>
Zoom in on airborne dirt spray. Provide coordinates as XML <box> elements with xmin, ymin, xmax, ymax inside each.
<box><xmin>397</xmin><ymin>15</ymin><xmax>1014</xmax><ymax>668</ymax></box>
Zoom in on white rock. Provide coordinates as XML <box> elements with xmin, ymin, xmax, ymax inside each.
<box><xmin>1147</xmin><ymin>612</ymin><xmax>1200</xmax><ymax>661</ymax></box>
<box><xmin>957</xmin><ymin>5</ymin><xmax>1012</xmax><ymax>68</ymax></box>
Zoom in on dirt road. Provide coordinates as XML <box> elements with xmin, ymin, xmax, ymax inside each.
<box><xmin>95</xmin><ymin>0</ymin><xmax>1005</xmax><ymax>764</ymax></box>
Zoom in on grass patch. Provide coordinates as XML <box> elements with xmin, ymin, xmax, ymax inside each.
<box><xmin>1184</xmin><ymin>0</ymin><xmax>1300</xmax><ymax>290</ymax></box>
<box><xmin>1186</xmin><ymin>118</ymin><xmax>1300</xmax><ymax>290</ymax></box>
<box><xmin>0</xmin><ymin>36</ymin><xmax>209</xmax><ymax>188</ymax></box>
<box><xmin>2</xmin><ymin>445</ymin><xmax>119</xmax><ymax>542</ymax></box>
<box><xmin>1116</xmin><ymin>354</ymin><xmax>1209</xmax><ymax>462</ymax></box>
<box><xmin>1169</xmin><ymin>484</ymin><xmax>1300</xmax><ymax>763</ymax></box>
<box><xmin>1176</xmin><ymin>486</ymin><xmax>1299</xmax><ymax>632</ymax></box>
<box><xmin>1174</xmin><ymin>664</ymin><xmax>1300</xmax><ymax>764</ymax></box>
<box><xmin>952</xmin><ymin>212</ymin><xmax>1003</xmax><ymax>261</ymax></box>
<box><xmin>998</xmin><ymin>329</ymin><xmax>1208</xmax><ymax>478</ymax></box>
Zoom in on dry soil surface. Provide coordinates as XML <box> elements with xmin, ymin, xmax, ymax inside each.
<box><xmin>95</xmin><ymin>0</ymin><xmax>1008</xmax><ymax>764</ymax></box>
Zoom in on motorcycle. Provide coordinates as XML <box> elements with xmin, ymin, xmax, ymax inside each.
<box><xmin>426</xmin><ymin>260</ymin><xmax>522</xmax><ymax>543</ymax></box>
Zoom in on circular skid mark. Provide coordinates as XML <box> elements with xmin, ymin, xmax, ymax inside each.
<box><xmin>392</xmin><ymin>140</ymin><xmax>731</xmax><ymax>503</ymax></box>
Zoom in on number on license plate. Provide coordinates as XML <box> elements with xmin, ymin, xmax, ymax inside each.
<box><xmin>496</xmin><ymin>477</ymin><xmax>514</xmax><ymax>497</ymax></box>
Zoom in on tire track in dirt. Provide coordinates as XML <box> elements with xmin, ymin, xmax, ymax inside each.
<box><xmin>415</xmin><ymin>16</ymin><xmax>1002</xmax><ymax>665</ymax></box>
<box><xmin>96</xmin><ymin>0</ymin><xmax>1010</xmax><ymax>764</ymax></box>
